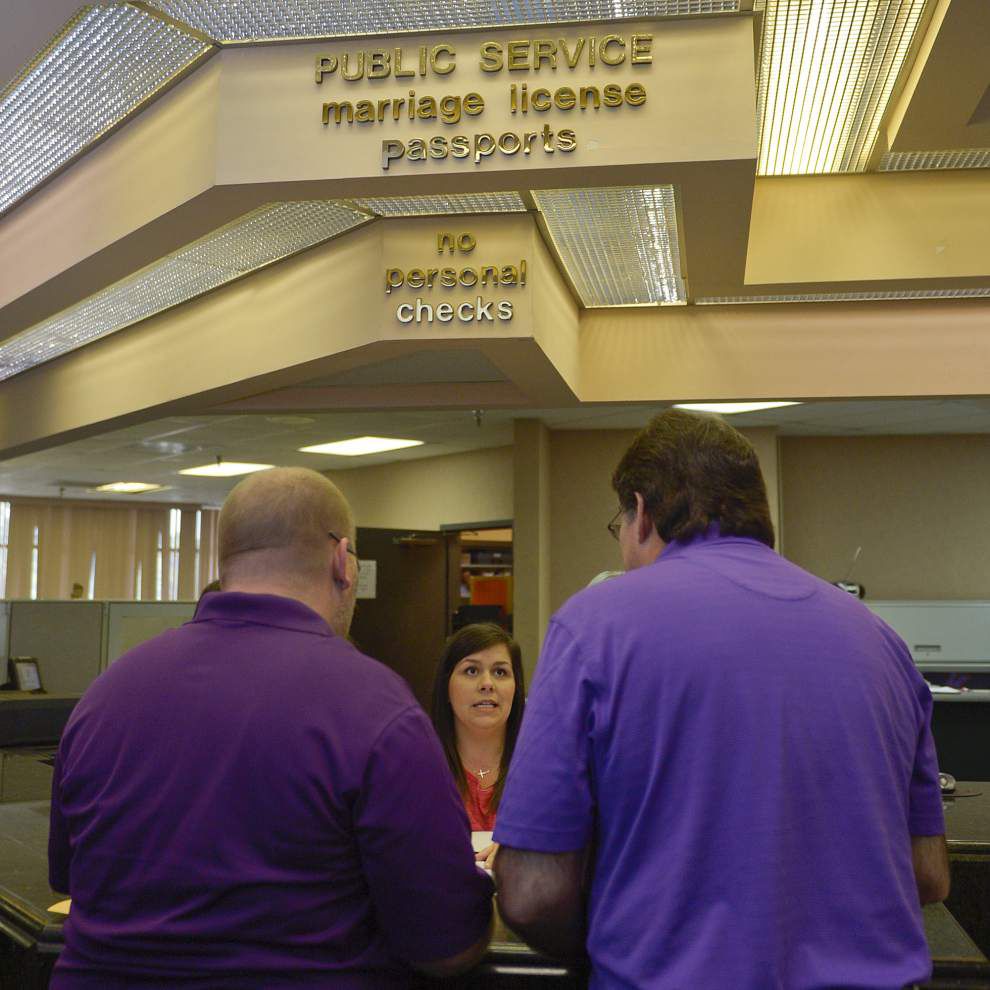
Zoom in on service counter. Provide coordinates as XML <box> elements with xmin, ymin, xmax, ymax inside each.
<box><xmin>1</xmin><ymin>791</ymin><xmax>989</xmax><ymax>988</ymax></box>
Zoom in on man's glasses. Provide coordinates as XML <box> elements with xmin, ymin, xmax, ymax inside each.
<box><xmin>328</xmin><ymin>531</ymin><xmax>361</xmax><ymax>573</ymax></box>
<box><xmin>607</xmin><ymin>509</ymin><xmax>624</xmax><ymax>541</ymax></box>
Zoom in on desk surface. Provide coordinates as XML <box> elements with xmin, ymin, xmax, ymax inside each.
<box><xmin>1</xmin><ymin>796</ymin><xmax>988</xmax><ymax>981</ymax></box>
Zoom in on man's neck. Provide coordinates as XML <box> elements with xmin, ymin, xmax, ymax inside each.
<box><xmin>223</xmin><ymin>579</ymin><xmax>338</xmax><ymax>632</ymax></box>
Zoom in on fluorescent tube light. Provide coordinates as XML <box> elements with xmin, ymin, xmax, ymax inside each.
<box><xmin>674</xmin><ymin>402</ymin><xmax>802</xmax><ymax>414</ymax></box>
<box><xmin>179</xmin><ymin>462</ymin><xmax>273</xmax><ymax>477</ymax></box>
<box><xmin>755</xmin><ymin>0</ymin><xmax>928</xmax><ymax>175</ymax></box>
<box><xmin>92</xmin><ymin>482</ymin><xmax>167</xmax><ymax>494</ymax></box>
<box><xmin>299</xmin><ymin>437</ymin><xmax>424</xmax><ymax>456</ymax></box>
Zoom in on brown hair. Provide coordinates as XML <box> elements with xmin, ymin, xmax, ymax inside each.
<box><xmin>612</xmin><ymin>409</ymin><xmax>775</xmax><ymax>548</ymax></box>
<box><xmin>429</xmin><ymin>623</ymin><xmax>525</xmax><ymax>814</ymax></box>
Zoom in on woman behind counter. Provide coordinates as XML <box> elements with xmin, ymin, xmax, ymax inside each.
<box><xmin>430</xmin><ymin>623</ymin><xmax>525</xmax><ymax>865</ymax></box>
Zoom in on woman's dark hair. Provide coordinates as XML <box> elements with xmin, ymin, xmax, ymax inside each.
<box><xmin>430</xmin><ymin>623</ymin><xmax>525</xmax><ymax>814</ymax></box>
<box><xmin>612</xmin><ymin>409</ymin><xmax>775</xmax><ymax>549</ymax></box>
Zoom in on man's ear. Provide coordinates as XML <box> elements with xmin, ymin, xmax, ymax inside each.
<box><xmin>634</xmin><ymin>493</ymin><xmax>653</xmax><ymax>544</ymax></box>
<box><xmin>331</xmin><ymin>537</ymin><xmax>354</xmax><ymax>591</ymax></box>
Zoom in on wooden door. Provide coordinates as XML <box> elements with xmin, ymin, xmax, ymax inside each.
<box><xmin>348</xmin><ymin>528</ymin><xmax>448</xmax><ymax>710</ymax></box>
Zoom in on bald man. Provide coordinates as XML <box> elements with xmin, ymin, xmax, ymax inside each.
<box><xmin>49</xmin><ymin>468</ymin><xmax>493</xmax><ymax>989</ymax></box>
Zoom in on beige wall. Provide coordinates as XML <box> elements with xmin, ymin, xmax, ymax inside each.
<box><xmin>780</xmin><ymin>435</ymin><xmax>990</xmax><ymax>599</ymax></box>
<box><xmin>548</xmin><ymin>426</ymin><xmax>781</xmax><ymax>612</ymax></box>
<box><xmin>331</xmin><ymin>446</ymin><xmax>513</xmax><ymax>532</ymax></box>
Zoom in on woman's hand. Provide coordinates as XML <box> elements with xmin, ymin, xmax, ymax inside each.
<box><xmin>476</xmin><ymin>842</ymin><xmax>499</xmax><ymax>871</ymax></box>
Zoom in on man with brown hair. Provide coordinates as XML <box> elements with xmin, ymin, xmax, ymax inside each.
<box><xmin>50</xmin><ymin>467</ymin><xmax>492</xmax><ymax>988</ymax></box>
<box><xmin>495</xmin><ymin>410</ymin><xmax>948</xmax><ymax>990</ymax></box>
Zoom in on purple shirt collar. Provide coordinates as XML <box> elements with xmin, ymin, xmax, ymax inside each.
<box><xmin>193</xmin><ymin>590</ymin><xmax>334</xmax><ymax>638</ymax></box>
<box><xmin>659</xmin><ymin>523</ymin><xmax>768</xmax><ymax>562</ymax></box>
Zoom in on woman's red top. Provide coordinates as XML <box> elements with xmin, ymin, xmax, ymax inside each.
<box><xmin>463</xmin><ymin>770</ymin><xmax>497</xmax><ymax>831</ymax></box>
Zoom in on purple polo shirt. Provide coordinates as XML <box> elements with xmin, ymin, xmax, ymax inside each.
<box><xmin>49</xmin><ymin>592</ymin><xmax>493</xmax><ymax>988</ymax></box>
<box><xmin>495</xmin><ymin>530</ymin><xmax>944</xmax><ymax>990</ymax></box>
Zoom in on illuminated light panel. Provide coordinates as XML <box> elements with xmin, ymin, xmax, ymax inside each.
<box><xmin>674</xmin><ymin>402</ymin><xmax>802</xmax><ymax>414</ymax></box>
<box><xmin>697</xmin><ymin>288</ymin><xmax>990</xmax><ymax>304</ymax></box>
<box><xmin>879</xmin><ymin>149</ymin><xmax>990</xmax><ymax>171</ymax></box>
<box><xmin>0</xmin><ymin>201</ymin><xmax>369</xmax><ymax>383</ymax></box>
<box><xmin>179</xmin><ymin>463</ymin><xmax>273</xmax><ymax>477</ymax></box>
<box><xmin>533</xmin><ymin>186</ymin><xmax>684</xmax><ymax>306</ymax></box>
<box><xmin>353</xmin><ymin>193</ymin><xmax>526</xmax><ymax>216</ymax></box>
<box><xmin>92</xmin><ymin>482</ymin><xmax>167</xmax><ymax>494</ymax></box>
<box><xmin>0</xmin><ymin>4</ymin><xmax>210</xmax><ymax>216</ymax></box>
<box><xmin>300</xmin><ymin>437</ymin><xmax>424</xmax><ymax>456</ymax></box>
<box><xmin>148</xmin><ymin>1</ymin><xmax>739</xmax><ymax>41</ymax></box>
<box><xmin>755</xmin><ymin>0</ymin><xmax>928</xmax><ymax>175</ymax></box>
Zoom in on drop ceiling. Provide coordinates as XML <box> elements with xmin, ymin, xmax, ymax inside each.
<box><xmin>3</xmin><ymin>398</ymin><xmax>990</xmax><ymax>504</ymax></box>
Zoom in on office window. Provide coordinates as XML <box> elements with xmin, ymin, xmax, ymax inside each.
<box><xmin>194</xmin><ymin>510</ymin><xmax>202</xmax><ymax>589</ymax></box>
<box><xmin>30</xmin><ymin>524</ymin><xmax>40</xmax><ymax>599</ymax></box>
<box><xmin>0</xmin><ymin>501</ymin><xmax>9</xmax><ymax>597</ymax></box>
<box><xmin>88</xmin><ymin>550</ymin><xmax>97</xmax><ymax>600</ymax></box>
<box><xmin>167</xmin><ymin>508</ymin><xmax>181</xmax><ymax>600</ymax></box>
<box><xmin>135</xmin><ymin>560</ymin><xmax>143</xmax><ymax>600</ymax></box>
<box><xmin>155</xmin><ymin>530</ymin><xmax>164</xmax><ymax>601</ymax></box>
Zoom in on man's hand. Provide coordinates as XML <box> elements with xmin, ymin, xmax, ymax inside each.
<box><xmin>912</xmin><ymin>834</ymin><xmax>950</xmax><ymax>904</ymax></box>
<box><xmin>476</xmin><ymin>842</ymin><xmax>499</xmax><ymax>871</ymax></box>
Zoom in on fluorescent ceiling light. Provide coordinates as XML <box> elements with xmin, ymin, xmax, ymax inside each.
<box><xmin>179</xmin><ymin>462</ymin><xmax>274</xmax><ymax>477</ymax></box>
<box><xmin>147</xmin><ymin>1</ymin><xmax>739</xmax><ymax>42</ymax></box>
<box><xmin>353</xmin><ymin>193</ymin><xmax>526</xmax><ymax>216</ymax></box>
<box><xmin>0</xmin><ymin>201</ymin><xmax>368</xmax><ymax>383</ymax></box>
<box><xmin>755</xmin><ymin>0</ymin><xmax>928</xmax><ymax>175</ymax></box>
<box><xmin>674</xmin><ymin>402</ymin><xmax>802</xmax><ymax>414</ymax></box>
<box><xmin>697</xmin><ymin>289</ymin><xmax>990</xmax><ymax>304</ymax></box>
<box><xmin>879</xmin><ymin>149</ymin><xmax>990</xmax><ymax>171</ymax></box>
<box><xmin>0</xmin><ymin>4</ymin><xmax>210</xmax><ymax>216</ymax></box>
<box><xmin>533</xmin><ymin>186</ymin><xmax>684</xmax><ymax>306</ymax></box>
<box><xmin>300</xmin><ymin>437</ymin><xmax>424</xmax><ymax>456</ymax></box>
<box><xmin>92</xmin><ymin>482</ymin><xmax>167</xmax><ymax>494</ymax></box>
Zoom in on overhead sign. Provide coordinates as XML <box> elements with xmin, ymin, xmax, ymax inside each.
<box><xmin>315</xmin><ymin>32</ymin><xmax>653</xmax><ymax>170</ymax></box>
<box><xmin>387</xmin><ymin>230</ymin><xmax>523</xmax><ymax>326</ymax></box>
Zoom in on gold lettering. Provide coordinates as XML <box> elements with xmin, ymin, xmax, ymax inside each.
<box><xmin>315</xmin><ymin>56</ymin><xmax>337</xmax><ymax>83</ymax></box>
<box><xmin>479</xmin><ymin>41</ymin><xmax>503</xmax><ymax>72</ymax></box>
<box><xmin>530</xmin><ymin>88</ymin><xmax>552</xmax><ymax>111</ymax></box>
<box><xmin>631</xmin><ymin>34</ymin><xmax>653</xmax><ymax>64</ymax></box>
<box><xmin>534</xmin><ymin>39</ymin><xmax>557</xmax><ymax>69</ymax></box>
<box><xmin>507</xmin><ymin>40</ymin><xmax>530</xmax><ymax>70</ymax></box>
<box><xmin>431</xmin><ymin>44</ymin><xmax>456</xmax><ymax>74</ymax></box>
<box><xmin>599</xmin><ymin>35</ymin><xmax>625</xmax><ymax>66</ymax></box>
<box><xmin>554</xmin><ymin>86</ymin><xmax>576</xmax><ymax>110</ymax></box>
<box><xmin>367</xmin><ymin>49</ymin><xmax>390</xmax><ymax>78</ymax></box>
<box><xmin>625</xmin><ymin>83</ymin><xmax>647</xmax><ymax>106</ymax></box>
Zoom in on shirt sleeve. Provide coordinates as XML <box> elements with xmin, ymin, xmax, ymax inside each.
<box><xmin>354</xmin><ymin>705</ymin><xmax>493</xmax><ymax>964</ymax></box>
<box><xmin>908</xmin><ymin>680</ymin><xmax>946</xmax><ymax>836</ymax></box>
<box><xmin>48</xmin><ymin>749</ymin><xmax>71</xmax><ymax>893</ymax></box>
<box><xmin>494</xmin><ymin>619</ymin><xmax>595</xmax><ymax>852</ymax></box>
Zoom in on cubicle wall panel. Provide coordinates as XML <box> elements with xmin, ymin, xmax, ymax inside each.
<box><xmin>104</xmin><ymin>602</ymin><xmax>196</xmax><ymax>670</ymax></box>
<box><xmin>8</xmin><ymin>603</ymin><xmax>104</xmax><ymax>695</ymax></box>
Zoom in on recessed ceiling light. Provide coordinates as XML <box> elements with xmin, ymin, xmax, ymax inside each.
<box><xmin>179</xmin><ymin>462</ymin><xmax>273</xmax><ymax>477</ymax></box>
<box><xmin>299</xmin><ymin>437</ymin><xmax>424</xmax><ymax>456</ymax></box>
<box><xmin>146</xmin><ymin>1</ymin><xmax>740</xmax><ymax>42</ymax></box>
<box><xmin>533</xmin><ymin>186</ymin><xmax>685</xmax><ymax>306</ymax></box>
<box><xmin>755</xmin><ymin>0</ymin><xmax>927</xmax><ymax>175</ymax></box>
<box><xmin>674</xmin><ymin>402</ymin><xmax>802</xmax><ymax>414</ymax></box>
<box><xmin>92</xmin><ymin>482</ymin><xmax>167</xmax><ymax>494</ymax></box>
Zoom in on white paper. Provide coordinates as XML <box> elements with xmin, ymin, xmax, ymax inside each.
<box><xmin>356</xmin><ymin>560</ymin><xmax>377</xmax><ymax>599</ymax></box>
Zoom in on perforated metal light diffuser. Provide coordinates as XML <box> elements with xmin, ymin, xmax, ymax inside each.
<box><xmin>533</xmin><ymin>186</ymin><xmax>684</xmax><ymax>306</ymax></box>
<box><xmin>879</xmin><ymin>149</ymin><xmax>990</xmax><ymax>171</ymax></box>
<box><xmin>697</xmin><ymin>288</ymin><xmax>990</xmax><ymax>304</ymax></box>
<box><xmin>353</xmin><ymin>193</ymin><xmax>527</xmax><ymax>216</ymax></box>
<box><xmin>0</xmin><ymin>201</ymin><xmax>369</xmax><ymax>383</ymax></box>
<box><xmin>148</xmin><ymin>0</ymin><xmax>739</xmax><ymax>41</ymax></box>
<box><xmin>0</xmin><ymin>4</ymin><xmax>210</xmax><ymax>216</ymax></box>
<box><xmin>755</xmin><ymin>0</ymin><xmax>928</xmax><ymax>175</ymax></box>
